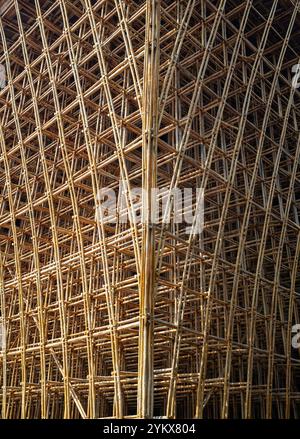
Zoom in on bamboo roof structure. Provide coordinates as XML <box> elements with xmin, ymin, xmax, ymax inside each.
<box><xmin>0</xmin><ymin>0</ymin><xmax>300</xmax><ymax>419</ymax></box>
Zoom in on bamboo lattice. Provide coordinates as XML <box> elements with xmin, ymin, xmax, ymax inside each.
<box><xmin>0</xmin><ymin>0</ymin><xmax>300</xmax><ymax>419</ymax></box>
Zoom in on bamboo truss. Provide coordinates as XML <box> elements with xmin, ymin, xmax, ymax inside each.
<box><xmin>0</xmin><ymin>0</ymin><xmax>300</xmax><ymax>419</ymax></box>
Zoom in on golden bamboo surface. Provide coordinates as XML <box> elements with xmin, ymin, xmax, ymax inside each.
<box><xmin>0</xmin><ymin>0</ymin><xmax>300</xmax><ymax>419</ymax></box>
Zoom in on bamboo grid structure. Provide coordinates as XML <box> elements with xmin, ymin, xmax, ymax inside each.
<box><xmin>0</xmin><ymin>0</ymin><xmax>300</xmax><ymax>419</ymax></box>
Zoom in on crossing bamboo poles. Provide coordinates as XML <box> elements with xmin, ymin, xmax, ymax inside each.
<box><xmin>0</xmin><ymin>0</ymin><xmax>299</xmax><ymax>419</ymax></box>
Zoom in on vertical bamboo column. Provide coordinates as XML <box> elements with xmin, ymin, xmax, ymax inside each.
<box><xmin>137</xmin><ymin>0</ymin><xmax>160</xmax><ymax>419</ymax></box>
